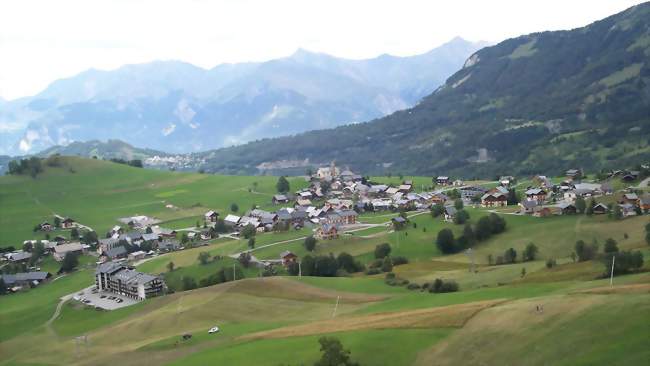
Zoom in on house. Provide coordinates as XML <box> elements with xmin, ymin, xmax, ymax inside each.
<box><xmin>158</xmin><ymin>240</ymin><xmax>180</xmax><ymax>251</ymax></box>
<box><xmin>0</xmin><ymin>271</ymin><xmax>51</xmax><ymax>289</ymax></box>
<box><xmin>103</xmin><ymin>246</ymin><xmax>127</xmax><ymax>260</ymax></box>
<box><xmin>556</xmin><ymin>202</ymin><xmax>577</xmax><ymax>215</ymax></box>
<box><xmin>296</xmin><ymin>198</ymin><xmax>312</xmax><ymax>207</ymax></box>
<box><xmin>566</xmin><ymin>169</ymin><xmax>582</xmax><ymax>181</ymax></box>
<box><xmin>224</xmin><ymin>214</ymin><xmax>241</xmax><ymax>227</ymax></box>
<box><xmin>128</xmin><ymin>251</ymin><xmax>147</xmax><ymax>261</ymax></box>
<box><xmin>436</xmin><ymin>176</ymin><xmax>450</xmax><ymax>185</ymax></box>
<box><xmin>519</xmin><ymin>200</ymin><xmax>539</xmax><ymax>214</ymax></box>
<box><xmin>385</xmin><ymin>187</ymin><xmax>399</xmax><ymax>195</ymax></box>
<box><xmin>316</xmin><ymin>224</ymin><xmax>339</xmax><ymax>240</ymax></box>
<box><xmin>53</xmin><ymin>243</ymin><xmax>84</xmax><ymax>261</ymax></box>
<box><xmin>398</xmin><ymin>184</ymin><xmax>412</xmax><ymax>193</ymax></box>
<box><xmin>272</xmin><ymin>194</ymin><xmax>289</xmax><ymax>204</ymax></box>
<box><xmin>98</xmin><ymin>238</ymin><xmax>121</xmax><ymax>255</ymax></box>
<box><xmin>280</xmin><ymin>251</ymin><xmax>298</xmax><ymax>266</ymax></box>
<box><xmin>593</xmin><ymin>203</ymin><xmax>609</xmax><ymax>215</ymax></box>
<box><xmin>525</xmin><ymin>188</ymin><xmax>547</xmax><ymax>203</ymax></box>
<box><xmin>110</xmin><ymin>225</ymin><xmax>123</xmax><ymax>236</ymax></box>
<box><xmin>61</xmin><ymin>217</ymin><xmax>76</xmax><ymax>229</ymax></box>
<box><xmin>38</xmin><ymin>222</ymin><xmax>53</xmax><ymax>231</ymax></box>
<box><xmin>324</xmin><ymin>210</ymin><xmax>358</xmax><ymax>225</ymax></box>
<box><xmin>481</xmin><ymin>192</ymin><xmax>507</xmax><ymax>207</ymax></box>
<box><xmin>150</xmin><ymin>226</ymin><xmax>177</xmax><ymax>238</ymax></box>
<box><xmin>622</xmin><ymin>193</ymin><xmax>639</xmax><ymax>205</ymax></box>
<box><xmin>443</xmin><ymin>206</ymin><xmax>457</xmax><ymax>222</ymax></box>
<box><xmin>460</xmin><ymin>186</ymin><xmax>488</xmax><ymax>201</ymax></box>
<box><xmin>200</xmin><ymin>230</ymin><xmax>212</xmax><ymax>240</ymax></box>
<box><xmin>533</xmin><ymin>175</ymin><xmax>553</xmax><ymax>188</ymax></box>
<box><xmin>141</xmin><ymin>233</ymin><xmax>160</xmax><ymax>243</ymax></box>
<box><xmin>392</xmin><ymin>216</ymin><xmax>408</xmax><ymax>228</ymax></box>
<box><xmin>620</xmin><ymin>203</ymin><xmax>637</xmax><ymax>217</ymax></box>
<box><xmin>95</xmin><ymin>262</ymin><xmax>165</xmax><ymax>300</ymax></box>
<box><xmin>621</xmin><ymin>171</ymin><xmax>639</xmax><ymax>182</ymax></box>
<box><xmin>639</xmin><ymin>194</ymin><xmax>650</xmax><ymax>212</ymax></box>
<box><xmin>204</xmin><ymin>210</ymin><xmax>219</xmax><ymax>223</ymax></box>
<box><xmin>4</xmin><ymin>251</ymin><xmax>32</xmax><ymax>263</ymax></box>
<box><xmin>453</xmin><ymin>179</ymin><xmax>464</xmax><ymax>187</ymax></box>
<box><xmin>532</xmin><ymin>207</ymin><xmax>553</xmax><ymax>218</ymax></box>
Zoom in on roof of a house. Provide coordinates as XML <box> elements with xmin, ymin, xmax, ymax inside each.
<box><xmin>105</xmin><ymin>246</ymin><xmax>127</xmax><ymax>258</ymax></box>
<box><xmin>280</xmin><ymin>251</ymin><xmax>297</xmax><ymax>258</ymax></box>
<box><xmin>54</xmin><ymin>243</ymin><xmax>83</xmax><ymax>254</ymax></box>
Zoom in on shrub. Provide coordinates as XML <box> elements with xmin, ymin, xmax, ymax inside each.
<box><xmin>374</xmin><ymin>243</ymin><xmax>392</xmax><ymax>259</ymax></box>
<box><xmin>545</xmin><ymin>258</ymin><xmax>557</xmax><ymax>268</ymax></box>
<box><xmin>365</xmin><ymin>268</ymin><xmax>381</xmax><ymax>275</ymax></box>
<box><xmin>392</xmin><ymin>256</ymin><xmax>409</xmax><ymax>266</ymax></box>
<box><xmin>407</xmin><ymin>283</ymin><xmax>421</xmax><ymax>290</ymax></box>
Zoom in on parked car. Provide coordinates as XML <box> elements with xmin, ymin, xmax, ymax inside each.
<box><xmin>208</xmin><ymin>326</ymin><xmax>220</xmax><ymax>334</ymax></box>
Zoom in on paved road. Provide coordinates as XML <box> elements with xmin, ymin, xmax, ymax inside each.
<box><xmin>636</xmin><ymin>176</ymin><xmax>650</xmax><ymax>188</ymax></box>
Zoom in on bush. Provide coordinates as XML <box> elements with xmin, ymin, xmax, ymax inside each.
<box><xmin>428</xmin><ymin>278</ymin><xmax>459</xmax><ymax>293</ymax></box>
<box><xmin>381</xmin><ymin>256</ymin><xmax>393</xmax><ymax>272</ymax></box>
<box><xmin>406</xmin><ymin>283</ymin><xmax>421</xmax><ymax>290</ymax></box>
<box><xmin>374</xmin><ymin>243</ymin><xmax>392</xmax><ymax>259</ymax></box>
<box><xmin>391</xmin><ymin>256</ymin><xmax>409</xmax><ymax>266</ymax></box>
<box><xmin>365</xmin><ymin>268</ymin><xmax>381</xmax><ymax>275</ymax></box>
<box><xmin>545</xmin><ymin>258</ymin><xmax>557</xmax><ymax>268</ymax></box>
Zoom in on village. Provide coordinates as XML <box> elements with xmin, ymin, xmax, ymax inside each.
<box><xmin>1</xmin><ymin>161</ymin><xmax>649</xmax><ymax>310</ymax></box>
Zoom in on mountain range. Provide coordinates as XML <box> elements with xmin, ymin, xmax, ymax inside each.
<box><xmin>0</xmin><ymin>37</ymin><xmax>486</xmax><ymax>156</ymax></box>
<box><xmin>195</xmin><ymin>2</ymin><xmax>650</xmax><ymax>177</ymax></box>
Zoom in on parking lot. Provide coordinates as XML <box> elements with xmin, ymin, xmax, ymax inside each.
<box><xmin>74</xmin><ymin>287</ymin><xmax>139</xmax><ymax>310</ymax></box>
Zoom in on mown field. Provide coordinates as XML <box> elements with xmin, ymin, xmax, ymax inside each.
<box><xmin>1</xmin><ymin>157</ymin><xmax>649</xmax><ymax>366</ymax></box>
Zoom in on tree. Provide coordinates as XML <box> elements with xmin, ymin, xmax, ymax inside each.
<box><xmin>503</xmin><ymin>248</ymin><xmax>517</xmax><ymax>264</ymax></box>
<box><xmin>198</xmin><ymin>252</ymin><xmax>211</xmax><ymax>265</ymax></box>
<box><xmin>507</xmin><ymin>189</ymin><xmax>519</xmax><ymax>205</ymax></box>
<box><xmin>230</xmin><ymin>203</ymin><xmax>239</xmax><ymax>213</ymax></box>
<box><xmin>70</xmin><ymin>228</ymin><xmax>80</xmax><ymax>240</ymax></box>
<box><xmin>453</xmin><ymin>209</ymin><xmax>470</xmax><ymax>225</ymax></box>
<box><xmin>575</xmin><ymin>240</ymin><xmax>597</xmax><ymax>262</ymax></box>
<box><xmin>82</xmin><ymin>231</ymin><xmax>98</xmax><ymax>245</ymax></box>
<box><xmin>575</xmin><ymin>196</ymin><xmax>586</xmax><ymax>214</ymax></box>
<box><xmin>523</xmin><ymin>243</ymin><xmax>538</xmax><ymax>262</ymax></box>
<box><xmin>488</xmin><ymin>213</ymin><xmax>506</xmax><ymax>234</ymax></box>
<box><xmin>603</xmin><ymin>251</ymin><xmax>644</xmax><ymax>276</ymax></box>
<box><xmin>29</xmin><ymin>241</ymin><xmax>45</xmax><ymax>266</ymax></box>
<box><xmin>454</xmin><ymin>199</ymin><xmax>464</xmax><ymax>210</ymax></box>
<box><xmin>646</xmin><ymin>223</ymin><xmax>650</xmax><ymax>246</ymax></box>
<box><xmin>182</xmin><ymin>277</ymin><xmax>197</xmax><ymax>291</ymax></box>
<box><xmin>612</xmin><ymin>204</ymin><xmax>623</xmax><ymax>220</ymax></box>
<box><xmin>276</xmin><ymin>176</ymin><xmax>290</xmax><ymax>193</ymax></box>
<box><xmin>54</xmin><ymin>216</ymin><xmax>61</xmax><ymax>228</ymax></box>
<box><xmin>301</xmin><ymin>255</ymin><xmax>316</xmax><ymax>276</ymax></box>
<box><xmin>59</xmin><ymin>252</ymin><xmax>79</xmax><ymax>273</ymax></box>
<box><xmin>374</xmin><ymin>243</ymin><xmax>391</xmax><ymax>259</ymax></box>
<box><xmin>603</xmin><ymin>238</ymin><xmax>619</xmax><ymax>253</ymax></box>
<box><xmin>314</xmin><ymin>336</ymin><xmax>359</xmax><ymax>366</ymax></box>
<box><xmin>248</xmin><ymin>237</ymin><xmax>255</xmax><ymax>249</ymax></box>
<box><xmin>381</xmin><ymin>256</ymin><xmax>393</xmax><ymax>272</ymax></box>
<box><xmin>304</xmin><ymin>236</ymin><xmax>317</xmax><ymax>252</ymax></box>
<box><xmin>167</xmin><ymin>261</ymin><xmax>175</xmax><ymax>272</ymax></box>
<box><xmin>240</xmin><ymin>224</ymin><xmax>256</xmax><ymax>239</ymax></box>
<box><xmin>181</xmin><ymin>233</ymin><xmax>189</xmax><ymax>245</ymax></box>
<box><xmin>336</xmin><ymin>252</ymin><xmax>361</xmax><ymax>273</ymax></box>
<box><xmin>585</xmin><ymin>198</ymin><xmax>595</xmax><ymax>216</ymax></box>
<box><xmin>0</xmin><ymin>278</ymin><xmax>6</xmax><ymax>295</ymax></box>
<box><xmin>238</xmin><ymin>252</ymin><xmax>252</xmax><ymax>268</ymax></box>
<box><xmin>22</xmin><ymin>241</ymin><xmax>33</xmax><ymax>252</ymax></box>
<box><xmin>430</xmin><ymin>203</ymin><xmax>445</xmax><ymax>218</ymax></box>
<box><xmin>436</xmin><ymin>228</ymin><xmax>456</xmax><ymax>254</ymax></box>
<box><xmin>475</xmin><ymin>216</ymin><xmax>492</xmax><ymax>241</ymax></box>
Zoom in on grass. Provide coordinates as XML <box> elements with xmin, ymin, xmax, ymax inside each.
<box><xmin>0</xmin><ymin>156</ymin><xmax>308</xmax><ymax>248</ymax></box>
<box><xmin>52</xmin><ymin>300</ymin><xmax>147</xmax><ymax>337</ymax></box>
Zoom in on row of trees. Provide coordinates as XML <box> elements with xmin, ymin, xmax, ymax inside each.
<box><xmin>109</xmin><ymin>158</ymin><xmax>143</xmax><ymax>168</ymax></box>
<box><xmin>573</xmin><ymin>237</ymin><xmax>644</xmax><ymax>276</ymax></box>
<box><xmin>7</xmin><ymin>157</ymin><xmax>43</xmax><ymax>178</ymax></box>
<box><xmin>487</xmin><ymin>243</ymin><xmax>539</xmax><ymax>265</ymax></box>
<box><xmin>436</xmin><ymin>213</ymin><xmax>507</xmax><ymax>254</ymax></box>
<box><xmin>287</xmin><ymin>252</ymin><xmax>364</xmax><ymax>277</ymax></box>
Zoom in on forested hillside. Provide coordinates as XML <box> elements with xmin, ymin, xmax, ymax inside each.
<box><xmin>200</xmin><ymin>3</ymin><xmax>650</xmax><ymax>177</ymax></box>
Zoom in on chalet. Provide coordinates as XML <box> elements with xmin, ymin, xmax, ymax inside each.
<box><xmin>398</xmin><ymin>184</ymin><xmax>412</xmax><ymax>193</ymax></box>
<box><xmin>316</xmin><ymin>224</ymin><xmax>339</xmax><ymax>240</ymax></box>
<box><xmin>385</xmin><ymin>187</ymin><xmax>399</xmax><ymax>196</ymax></box>
<box><xmin>204</xmin><ymin>210</ymin><xmax>219</xmax><ymax>223</ymax></box>
<box><xmin>620</xmin><ymin>203</ymin><xmax>637</xmax><ymax>217</ymax></box>
<box><xmin>290</xmin><ymin>210</ymin><xmax>308</xmax><ymax>225</ymax></box>
<box><xmin>564</xmin><ymin>189</ymin><xmax>593</xmax><ymax>202</ymax></box>
<box><xmin>296</xmin><ymin>198</ymin><xmax>312</xmax><ymax>207</ymax></box>
<box><xmin>519</xmin><ymin>200</ymin><xmax>539</xmax><ymax>214</ymax></box>
<box><xmin>436</xmin><ymin>176</ymin><xmax>450</xmax><ymax>185</ymax></box>
<box><xmin>481</xmin><ymin>192</ymin><xmax>507</xmax><ymax>207</ymax></box>
<box><xmin>533</xmin><ymin>175</ymin><xmax>553</xmax><ymax>188</ymax></box>
<box><xmin>392</xmin><ymin>216</ymin><xmax>408</xmax><ymax>228</ymax></box>
<box><xmin>621</xmin><ymin>171</ymin><xmax>639</xmax><ymax>182</ymax></box>
<box><xmin>0</xmin><ymin>271</ymin><xmax>51</xmax><ymax>289</ymax></box>
<box><xmin>110</xmin><ymin>225</ymin><xmax>123</xmax><ymax>236</ymax></box>
<box><xmin>453</xmin><ymin>179</ymin><xmax>464</xmax><ymax>187</ymax></box>
<box><xmin>593</xmin><ymin>203</ymin><xmax>609</xmax><ymax>215</ymax></box>
<box><xmin>371</xmin><ymin>199</ymin><xmax>392</xmax><ymax>211</ymax></box>
<box><xmin>460</xmin><ymin>186</ymin><xmax>488</xmax><ymax>201</ymax></box>
<box><xmin>158</xmin><ymin>240</ymin><xmax>180</xmax><ymax>251</ymax></box>
<box><xmin>38</xmin><ymin>222</ymin><xmax>53</xmax><ymax>231</ymax></box>
<box><xmin>98</xmin><ymin>238</ymin><xmax>121</xmax><ymax>254</ymax></box>
<box><xmin>150</xmin><ymin>226</ymin><xmax>176</xmax><ymax>238</ymax></box>
<box><xmin>525</xmin><ymin>188</ymin><xmax>547</xmax><ymax>203</ymax></box>
<box><xmin>95</xmin><ymin>262</ymin><xmax>165</xmax><ymax>300</ymax></box>
<box><xmin>499</xmin><ymin>176</ymin><xmax>515</xmax><ymax>186</ymax></box>
<box><xmin>443</xmin><ymin>206</ymin><xmax>457</xmax><ymax>222</ymax></box>
<box><xmin>622</xmin><ymin>193</ymin><xmax>639</xmax><ymax>205</ymax></box>
<box><xmin>325</xmin><ymin>210</ymin><xmax>358</xmax><ymax>225</ymax></box>
<box><xmin>369</xmin><ymin>185</ymin><xmax>388</xmax><ymax>196</ymax></box>
<box><xmin>639</xmin><ymin>194</ymin><xmax>650</xmax><ymax>212</ymax></box>
<box><xmin>103</xmin><ymin>246</ymin><xmax>127</xmax><ymax>260</ymax></box>
<box><xmin>574</xmin><ymin>183</ymin><xmax>601</xmax><ymax>194</ymax></box>
<box><xmin>53</xmin><ymin>235</ymin><xmax>67</xmax><ymax>243</ymax></box>
<box><xmin>272</xmin><ymin>194</ymin><xmax>289</xmax><ymax>204</ymax></box>
<box><xmin>556</xmin><ymin>202</ymin><xmax>577</xmax><ymax>215</ymax></box>
<box><xmin>53</xmin><ymin>242</ymin><xmax>84</xmax><ymax>261</ymax></box>
<box><xmin>61</xmin><ymin>217</ymin><xmax>76</xmax><ymax>229</ymax></box>
<box><xmin>298</xmin><ymin>191</ymin><xmax>313</xmax><ymax>199</ymax></box>
<box><xmin>224</xmin><ymin>214</ymin><xmax>241</xmax><ymax>227</ymax></box>
<box><xmin>280</xmin><ymin>251</ymin><xmax>298</xmax><ymax>266</ymax></box>
<box><xmin>141</xmin><ymin>233</ymin><xmax>160</xmax><ymax>242</ymax></box>
<box><xmin>565</xmin><ymin>169</ymin><xmax>582</xmax><ymax>181</ymax></box>
<box><xmin>600</xmin><ymin>182</ymin><xmax>614</xmax><ymax>195</ymax></box>
<box><xmin>200</xmin><ymin>230</ymin><xmax>212</xmax><ymax>240</ymax></box>
<box><xmin>128</xmin><ymin>251</ymin><xmax>147</xmax><ymax>261</ymax></box>
<box><xmin>430</xmin><ymin>193</ymin><xmax>449</xmax><ymax>205</ymax></box>
<box><xmin>339</xmin><ymin>170</ymin><xmax>355</xmax><ymax>182</ymax></box>
<box><xmin>532</xmin><ymin>207</ymin><xmax>553</xmax><ymax>218</ymax></box>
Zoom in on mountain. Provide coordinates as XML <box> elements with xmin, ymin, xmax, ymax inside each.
<box><xmin>0</xmin><ymin>38</ymin><xmax>486</xmax><ymax>156</ymax></box>
<box><xmin>197</xmin><ymin>3</ymin><xmax>650</xmax><ymax>177</ymax></box>
<box><xmin>35</xmin><ymin>139</ymin><xmax>169</xmax><ymax>161</ymax></box>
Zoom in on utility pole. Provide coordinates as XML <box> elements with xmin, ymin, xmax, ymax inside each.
<box><xmin>299</xmin><ymin>261</ymin><xmax>302</xmax><ymax>278</ymax></box>
<box><xmin>609</xmin><ymin>255</ymin><xmax>615</xmax><ymax>287</ymax></box>
<box><xmin>233</xmin><ymin>264</ymin><xmax>236</xmax><ymax>281</ymax></box>
<box><xmin>332</xmin><ymin>296</ymin><xmax>340</xmax><ymax>318</ymax></box>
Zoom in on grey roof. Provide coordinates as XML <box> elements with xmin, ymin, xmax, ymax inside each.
<box><xmin>392</xmin><ymin>216</ymin><xmax>407</xmax><ymax>223</ymax></box>
<box><xmin>6</xmin><ymin>251</ymin><xmax>32</xmax><ymax>261</ymax></box>
<box><xmin>95</xmin><ymin>261</ymin><xmax>126</xmax><ymax>275</ymax></box>
<box><xmin>141</xmin><ymin>233</ymin><xmax>159</xmax><ymax>241</ymax></box>
<box><xmin>0</xmin><ymin>271</ymin><xmax>50</xmax><ymax>285</ymax></box>
<box><xmin>106</xmin><ymin>246</ymin><xmax>127</xmax><ymax>258</ymax></box>
<box><xmin>273</xmin><ymin>194</ymin><xmax>288</xmax><ymax>201</ymax></box>
<box><xmin>99</xmin><ymin>238</ymin><xmax>119</xmax><ymax>246</ymax></box>
<box><xmin>520</xmin><ymin>200</ymin><xmax>539</xmax><ymax>209</ymax></box>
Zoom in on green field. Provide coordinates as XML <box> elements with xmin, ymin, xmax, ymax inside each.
<box><xmin>1</xmin><ymin>157</ymin><xmax>649</xmax><ymax>366</ymax></box>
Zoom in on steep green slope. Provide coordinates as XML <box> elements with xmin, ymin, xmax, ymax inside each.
<box><xmin>202</xmin><ymin>3</ymin><xmax>650</xmax><ymax>177</ymax></box>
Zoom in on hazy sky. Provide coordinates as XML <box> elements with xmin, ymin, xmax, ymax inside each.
<box><xmin>0</xmin><ymin>0</ymin><xmax>644</xmax><ymax>100</ymax></box>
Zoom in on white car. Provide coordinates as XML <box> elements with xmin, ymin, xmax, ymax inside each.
<box><xmin>208</xmin><ymin>326</ymin><xmax>220</xmax><ymax>334</ymax></box>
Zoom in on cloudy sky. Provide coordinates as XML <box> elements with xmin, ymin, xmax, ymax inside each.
<box><xmin>0</xmin><ymin>0</ymin><xmax>644</xmax><ymax>100</ymax></box>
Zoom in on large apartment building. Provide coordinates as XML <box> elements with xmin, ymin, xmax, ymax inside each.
<box><xmin>95</xmin><ymin>262</ymin><xmax>165</xmax><ymax>300</ymax></box>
